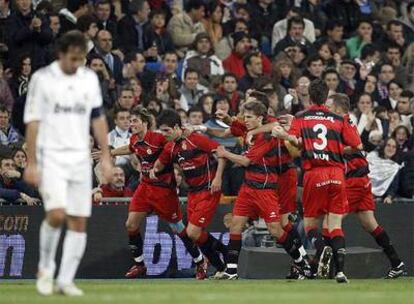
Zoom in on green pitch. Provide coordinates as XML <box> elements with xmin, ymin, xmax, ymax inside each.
<box><xmin>1</xmin><ymin>279</ymin><xmax>413</xmax><ymax>304</ymax></box>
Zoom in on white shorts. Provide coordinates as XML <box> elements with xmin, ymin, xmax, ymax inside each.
<box><xmin>38</xmin><ymin>149</ymin><xmax>92</xmax><ymax>217</ymax></box>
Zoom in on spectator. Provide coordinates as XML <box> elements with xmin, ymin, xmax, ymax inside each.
<box><xmin>272</xmin><ymin>55</ymin><xmax>298</xmax><ymax>91</ymax></box>
<box><xmin>0</xmin><ymin>104</ymin><xmax>21</xmax><ymax>147</ymax></box>
<box><xmin>108</xmin><ymin>107</ymin><xmax>131</xmax><ymax>166</ymax></box>
<box><xmin>198</xmin><ymin>93</ymin><xmax>214</xmax><ymax>120</ymax></box>
<box><xmin>143</xmin><ymin>9</ymin><xmax>174</xmax><ymax>59</ymax></box>
<box><xmin>7</xmin><ymin>0</ymin><xmax>53</xmax><ymax>69</ymax></box>
<box><xmin>87</xmin><ymin>53</ymin><xmax>116</xmax><ymax>108</ymax></box>
<box><xmin>397</xmin><ymin>90</ymin><xmax>414</xmax><ymax>127</ymax></box>
<box><xmin>367</xmin><ymin>137</ymin><xmax>401</xmax><ymax>204</ymax></box>
<box><xmin>77</xmin><ymin>14</ymin><xmax>99</xmax><ymax>53</ymax></box>
<box><xmin>107</xmin><ymin>84</ymin><xmax>135</xmax><ymax>123</ymax></box>
<box><xmin>402</xmin><ymin>42</ymin><xmax>414</xmax><ymax>92</ymax></box>
<box><xmin>188</xmin><ymin>105</ymin><xmax>204</xmax><ymax>126</ymax></box>
<box><xmin>300</xmin><ymin>0</ymin><xmax>327</xmax><ymax>38</ymax></box>
<box><xmin>161</xmin><ymin>51</ymin><xmax>181</xmax><ymax>91</ymax></box>
<box><xmin>181</xmin><ymin>32</ymin><xmax>224</xmax><ymax>86</ymax></box>
<box><xmin>215</xmin><ymin>18</ymin><xmax>259</xmax><ymax>61</ymax></box>
<box><xmin>379</xmin><ymin>20</ymin><xmax>409</xmax><ymax>51</ymax></box>
<box><xmin>92</xmin><ymin>166</ymin><xmax>134</xmax><ymax>204</ymax></box>
<box><xmin>9</xmin><ymin>53</ymin><xmax>31</xmax><ymax>99</ymax></box>
<box><xmin>59</xmin><ymin>0</ymin><xmax>89</xmax><ymax>34</ymax></box>
<box><xmin>93</xmin><ymin>29</ymin><xmax>124</xmax><ymax>84</ymax></box>
<box><xmin>392</xmin><ymin>125</ymin><xmax>411</xmax><ymax>154</ymax></box>
<box><xmin>303</xmin><ymin>54</ymin><xmax>324</xmax><ymax>81</ymax></box>
<box><xmin>400</xmin><ymin>2</ymin><xmax>414</xmax><ymax>32</ymax></box>
<box><xmin>201</xmin><ymin>1</ymin><xmax>223</xmax><ymax>47</ymax></box>
<box><xmin>238</xmin><ymin>51</ymin><xmax>265</xmax><ymax>93</ymax></box>
<box><xmin>271</xmin><ymin>7</ymin><xmax>316</xmax><ymax>50</ymax></box>
<box><xmin>388</xmin><ymin>110</ymin><xmax>402</xmax><ymax>138</ymax></box>
<box><xmin>283</xmin><ymin>75</ymin><xmax>311</xmax><ymax>114</ymax></box>
<box><xmin>178</xmin><ymin>68</ymin><xmax>207</xmax><ymax>111</ymax></box>
<box><xmin>384</xmin><ymin>43</ymin><xmax>407</xmax><ymax>87</ymax></box>
<box><xmin>167</xmin><ymin>0</ymin><xmax>206</xmax><ymax>58</ymax></box>
<box><xmin>0</xmin><ymin>0</ymin><xmax>11</xmax><ymax>60</ymax></box>
<box><xmin>12</xmin><ymin>148</ymin><xmax>26</xmax><ymax>175</ymax></box>
<box><xmin>351</xmin><ymin>93</ymin><xmax>384</xmax><ymax>140</ymax></box>
<box><xmin>323</xmin><ymin>20</ymin><xmax>345</xmax><ymax>52</ymax></box>
<box><xmin>315</xmin><ymin>40</ymin><xmax>335</xmax><ymax>67</ymax></box>
<box><xmin>223</xmin><ymin>31</ymin><xmax>271</xmax><ymax>80</ymax></box>
<box><xmin>48</xmin><ymin>13</ymin><xmax>61</xmax><ymax>38</ymax></box>
<box><xmin>218</xmin><ymin>73</ymin><xmax>241</xmax><ymax>113</ymax></box>
<box><xmin>377</xmin><ymin>63</ymin><xmax>396</xmax><ymax>101</ymax></box>
<box><xmin>118</xmin><ymin>0</ymin><xmax>151</xmax><ymax>54</ymax></box>
<box><xmin>0</xmin><ymin>156</ymin><xmax>38</xmax><ymax>204</ymax></box>
<box><xmin>338</xmin><ymin>59</ymin><xmax>358</xmax><ymax>99</ymax></box>
<box><xmin>128</xmin><ymin>77</ymin><xmax>145</xmax><ymax>106</ymax></box>
<box><xmin>153</xmin><ymin>73</ymin><xmax>179</xmax><ymax>106</ymax></box>
<box><xmin>380</xmin><ymin>80</ymin><xmax>402</xmax><ymax>111</ymax></box>
<box><xmin>0</xmin><ymin>60</ymin><xmax>14</xmax><ymax>111</ymax></box>
<box><xmin>346</xmin><ymin>18</ymin><xmax>373</xmax><ymax>60</ymax></box>
<box><xmin>273</xmin><ymin>16</ymin><xmax>314</xmax><ymax>57</ymax></box>
<box><xmin>323</xmin><ymin>68</ymin><xmax>340</xmax><ymax>94</ymax></box>
<box><xmin>95</xmin><ymin>0</ymin><xmax>119</xmax><ymax>46</ymax></box>
<box><xmin>323</xmin><ymin>0</ymin><xmax>362</xmax><ymax>35</ymax></box>
<box><xmin>123</xmin><ymin>50</ymin><xmax>155</xmax><ymax>92</ymax></box>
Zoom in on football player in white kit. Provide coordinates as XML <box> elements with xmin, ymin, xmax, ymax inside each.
<box><xmin>23</xmin><ymin>31</ymin><xmax>113</xmax><ymax>296</ymax></box>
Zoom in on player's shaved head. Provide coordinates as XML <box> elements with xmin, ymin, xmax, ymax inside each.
<box><xmin>309</xmin><ymin>79</ymin><xmax>329</xmax><ymax>106</ymax></box>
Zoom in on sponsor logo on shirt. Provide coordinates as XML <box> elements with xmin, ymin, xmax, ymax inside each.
<box><xmin>54</xmin><ymin>103</ymin><xmax>87</xmax><ymax>114</ymax></box>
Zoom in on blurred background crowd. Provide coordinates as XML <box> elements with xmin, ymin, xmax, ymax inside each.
<box><xmin>1</xmin><ymin>0</ymin><xmax>414</xmax><ymax>205</ymax></box>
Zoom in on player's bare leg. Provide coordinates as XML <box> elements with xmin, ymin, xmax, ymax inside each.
<box><xmin>267</xmin><ymin>222</ymin><xmax>311</xmax><ymax>279</ymax></box>
<box><xmin>327</xmin><ymin>213</ymin><xmax>348</xmax><ymax>283</ymax></box>
<box><xmin>36</xmin><ymin>209</ymin><xmax>65</xmax><ymax>296</ymax></box>
<box><xmin>186</xmin><ymin>223</ymin><xmax>226</xmax><ymax>279</ymax></box>
<box><xmin>214</xmin><ymin>215</ymin><xmax>249</xmax><ymax>280</ymax></box>
<box><xmin>125</xmin><ymin>212</ymin><xmax>147</xmax><ymax>278</ymax></box>
<box><xmin>357</xmin><ymin>211</ymin><xmax>405</xmax><ymax>278</ymax></box>
<box><xmin>56</xmin><ymin>216</ymin><xmax>88</xmax><ymax>296</ymax></box>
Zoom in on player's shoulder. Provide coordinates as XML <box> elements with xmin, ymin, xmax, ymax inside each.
<box><xmin>77</xmin><ymin>66</ymin><xmax>99</xmax><ymax>82</ymax></box>
<box><xmin>147</xmin><ymin>130</ymin><xmax>167</xmax><ymax>143</ymax></box>
<box><xmin>31</xmin><ymin>64</ymin><xmax>55</xmax><ymax>81</ymax></box>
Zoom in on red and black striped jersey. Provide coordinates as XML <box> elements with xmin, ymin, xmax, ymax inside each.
<box><xmin>343</xmin><ymin>114</ymin><xmax>370</xmax><ymax>179</ymax></box>
<box><xmin>230</xmin><ymin>116</ymin><xmax>295</xmax><ymax>174</ymax></box>
<box><xmin>158</xmin><ymin>133</ymin><xmax>219</xmax><ymax>192</ymax></box>
<box><xmin>244</xmin><ymin>133</ymin><xmax>279</xmax><ymax>189</ymax></box>
<box><xmin>129</xmin><ymin>131</ymin><xmax>175</xmax><ymax>188</ymax></box>
<box><xmin>289</xmin><ymin>105</ymin><xmax>361</xmax><ymax>171</ymax></box>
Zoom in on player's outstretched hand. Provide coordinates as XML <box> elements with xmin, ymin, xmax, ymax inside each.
<box><xmin>23</xmin><ymin>163</ymin><xmax>40</xmax><ymax>187</ymax></box>
<box><xmin>272</xmin><ymin>125</ymin><xmax>288</xmax><ymax>140</ymax></box>
<box><xmin>210</xmin><ymin>176</ymin><xmax>222</xmax><ymax>193</ymax></box>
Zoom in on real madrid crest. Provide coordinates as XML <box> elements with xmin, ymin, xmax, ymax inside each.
<box><xmin>147</xmin><ymin>148</ymin><xmax>152</xmax><ymax>155</ymax></box>
<box><xmin>182</xmin><ymin>142</ymin><xmax>187</xmax><ymax>150</ymax></box>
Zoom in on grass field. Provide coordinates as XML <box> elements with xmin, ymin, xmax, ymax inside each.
<box><xmin>1</xmin><ymin>279</ymin><xmax>413</xmax><ymax>304</ymax></box>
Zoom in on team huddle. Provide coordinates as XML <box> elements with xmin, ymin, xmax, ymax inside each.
<box><xmin>111</xmin><ymin>79</ymin><xmax>405</xmax><ymax>284</ymax></box>
<box><xmin>25</xmin><ymin>31</ymin><xmax>405</xmax><ymax>297</ymax></box>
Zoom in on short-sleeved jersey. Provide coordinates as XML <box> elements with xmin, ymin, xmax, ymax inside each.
<box><xmin>343</xmin><ymin>114</ymin><xmax>370</xmax><ymax>179</ymax></box>
<box><xmin>158</xmin><ymin>133</ymin><xmax>219</xmax><ymax>192</ymax></box>
<box><xmin>24</xmin><ymin>61</ymin><xmax>102</xmax><ymax>152</ymax></box>
<box><xmin>129</xmin><ymin>131</ymin><xmax>175</xmax><ymax>188</ymax></box>
<box><xmin>289</xmin><ymin>105</ymin><xmax>361</xmax><ymax>170</ymax></box>
<box><xmin>230</xmin><ymin>116</ymin><xmax>295</xmax><ymax>174</ymax></box>
<box><xmin>244</xmin><ymin>133</ymin><xmax>279</xmax><ymax>189</ymax></box>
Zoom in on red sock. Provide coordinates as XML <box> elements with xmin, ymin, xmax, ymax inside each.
<box><xmin>195</xmin><ymin>231</ymin><xmax>209</xmax><ymax>246</ymax></box>
<box><xmin>330</xmin><ymin>229</ymin><xmax>344</xmax><ymax>238</ymax></box>
<box><xmin>371</xmin><ymin>226</ymin><xmax>384</xmax><ymax>238</ymax></box>
<box><xmin>283</xmin><ymin>222</ymin><xmax>294</xmax><ymax>233</ymax></box>
<box><xmin>278</xmin><ymin>231</ymin><xmax>289</xmax><ymax>244</ymax></box>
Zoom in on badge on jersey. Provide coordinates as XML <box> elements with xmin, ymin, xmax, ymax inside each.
<box><xmin>147</xmin><ymin>148</ymin><xmax>152</xmax><ymax>155</ymax></box>
<box><xmin>182</xmin><ymin>143</ymin><xmax>187</xmax><ymax>150</ymax></box>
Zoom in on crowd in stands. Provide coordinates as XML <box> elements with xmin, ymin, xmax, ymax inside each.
<box><xmin>1</xmin><ymin>0</ymin><xmax>414</xmax><ymax>205</ymax></box>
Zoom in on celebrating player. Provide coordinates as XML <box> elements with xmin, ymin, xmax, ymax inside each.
<box><xmin>215</xmin><ymin>101</ymin><xmax>311</xmax><ymax>280</ymax></box>
<box><xmin>109</xmin><ymin>107</ymin><xmax>208</xmax><ymax>279</ymax></box>
<box><xmin>327</xmin><ymin>93</ymin><xmax>405</xmax><ymax>279</ymax></box>
<box><xmin>153</xmin><ymin>109</ymin><xmax>228</xmax><ymax>277</ymax></box>
<box><xmin>272</xmin><ymin>79</ymin><xmax>363</xmax><ymax>283</ymax></box>
<box><xmin>24</xmin><ymin>31</ymin><xmax>113</xmax><ymax>296</ymax></box>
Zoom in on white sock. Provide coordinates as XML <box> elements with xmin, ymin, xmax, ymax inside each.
<box><xmin>57</xmin><ymin>230</ymin><xmax>87</xmax><ymax>286</ymax></box>
<box><xmin>299</xmin><ymin>245</ymin><xmax>307</xmax><ymax>257</ymax></box>
<box><xmin>38</xmin><ymin>220</ymin><xmax>62</xmax><ymax>276</ymax></box>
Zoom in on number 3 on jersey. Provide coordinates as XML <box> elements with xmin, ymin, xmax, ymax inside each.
<box><xmin>313</xmin><ymin>123</ymin><xmax>328</xmax><ymax>150</ymax></box>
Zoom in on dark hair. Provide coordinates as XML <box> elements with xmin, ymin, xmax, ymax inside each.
<box><xmin>212</xmin><ymin>95</ymin><xmax>231</xmax><ymax>115</ymax></box>
<box><xmin>360</xmin><ymin>44</ymin><xmax>377</xmax><ymax>60</ymax></box>
<box><xmin>185</xmin><ymin>0</ymin><xmax>205</xmax><ymax>13</ymax></box>
<box><xmin>76</xmin><ymin>14</ymin><xmax>97</xmax><ymax>33</ymax></box>
<box><xmin>114</xmin><ymin>107</ymin><xmax>130</xmax><ymax>119</ymax></box>
<box><xmin>306</xmin><ymin>54</ymin><xmax>323</xmax><ymax>67</ymax></box>
<box><xmin>400</xmin><ymin>90</ymin><xmax>414</xmax><ymax>99</ymax></box>
<box><xmin>86</xmin><ymin>52</ymin><xmax>105</xmax><ymax>66</ymax></box>
<box><xmin>325</xmin><ymin>20</ymin><xmax>343</xmax><ymax>32</ymax></box>
<box><xmin>243</xmin><ymin>51</ymin><xmax>261</xmax><ymax>70</ymax></box>
<box><xmin>386</xmin><ymin>42</ymin><xmax>402</xmax><ymax>54</ymax></box>
<box><xmin>222</xmin><ymin>73</ymin><xmax>237</xmax><ymax>82</ymax></box>
<box><xmin>309</xmin><ymin>79</ymin><xmax>329</xmax><ymax>105</ymax></box>
<box><xmin>184</xmin><ymin>68</ymin><xmax>199</xmax><ymax>79</ymax></box>
<box><xmin>129</xmin><ymin>0</ymin><xmax>147</xmax><ymax>14</ymax></box>
<box><xmin>57</xmin><ymin>30</ymin><xmax>87</xmax><ymax>54</ymax></box>
<box><xmin>408</xmin><ymin>2</ymin><xmax>414</xmax><ymax>13</ymax></box>
<box><xmin>119</xmin><ymin>84</ymin><xmax>134</xmax><ymax>95</ymax></box>
<box><xmin>357</xmin><ymin>17</ymin><xmax>373</xmax><ymax>28</ymax></box>
<box><xmin>287</xmin><ymin>16</ymin><xmax>305</xmax><ymax>32</ymax></box>
<box><xmin>12</xmin><ymin>148</ymin><xmax>27</xmax><ymax>159</ymax></box>
<box><xmin>36</xmin><ymin>0</ymin><xmax>54</xmax><ymax>14</ymax></box>
<box><xmin>243</xmin><ymin>101</ymin><xmax>267</xmax><ymax>118</ymax></box>
<box><xmin>124</xmin><ymin>51</ymin><xmax>144</xmax><ymax>64</ymax></box>
<box><xmin>157</xmin><ymin>109</ymin><xmax>182</xmax><ymax>128</ymax></box>
<box><xmin>206</xmin><ymin>1</ymin><xmax>222</xmax><ymax>18</ymax></box>
<box><xmin>0</xmin><ymin>104</ymin><xmax>9</xmax><ymax>114</ymax></box>
<box><xmin>387</xmin><ymin>20</ymin><xmax>404</xmax><ymax>31</ymax></box>
<box><xmin>392</xmin><ymin>125</ymin><xmax>410</xmax><ymax>140</ymax></box>
<box><xmin>14</xmin><ymin>53</ymin><xmax>31</xmax><ymax>77</ymax></box>
<box><xmin>67</xmin><ymin>0</ymin><xmax>88</xmax><ymax>13</ymax></box>
<box><xmin>323</xmin><ymin>68</ymin><xmax>339</xmax><ymax>79</ymax></box>
<box><xmin>163</xmin><ymin>51</ymin><xmax>178</xmax><ymax>59</ymax></box>
<box><xmin>188</xmin><ymin>105</ymin><xmax>204</xmax><ymax>115</ymax></box>
<box><xmin>387</xmin><ymin>79</ymin><xmax>402</xmax><ymax>90</ymax></box>
<box><xmin>331</xmin><ymin>93</ymin><xmax>351</xmax><ymax>113</ymax></box>
<box><xmin>378</xmin><ymin>137</ymin><xmax>398</xmax><ymax>161</ymax></box>
<box><xmin>150</xmin><ymin>8</ymin><xmax>166</xmax><ymax>19</ymax></box>
<box><xmin>95</xmin><ymin>0</ymin><xmax>111</xmax><ymax>7</ymax></box>
<box><xmin>130</xmin><ymin>106</ymin><xmax>152</xmax><ymax>128</ymax></box>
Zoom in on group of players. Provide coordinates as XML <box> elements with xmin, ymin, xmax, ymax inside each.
<box><xmin>26</xmin><ymin>31</ymin><xmax>406</xmax><ymax>297</ymax></box>
<box><xmin>110</xmin><ymin>79</ymin><xmax>405</xmax><ymax>283</ymax></box>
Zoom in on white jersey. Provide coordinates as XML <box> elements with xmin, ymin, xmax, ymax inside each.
<box><xmin>24</xmin><ymin>61</ymin><xmax>103</xmax><ymax>152</ymax></box>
